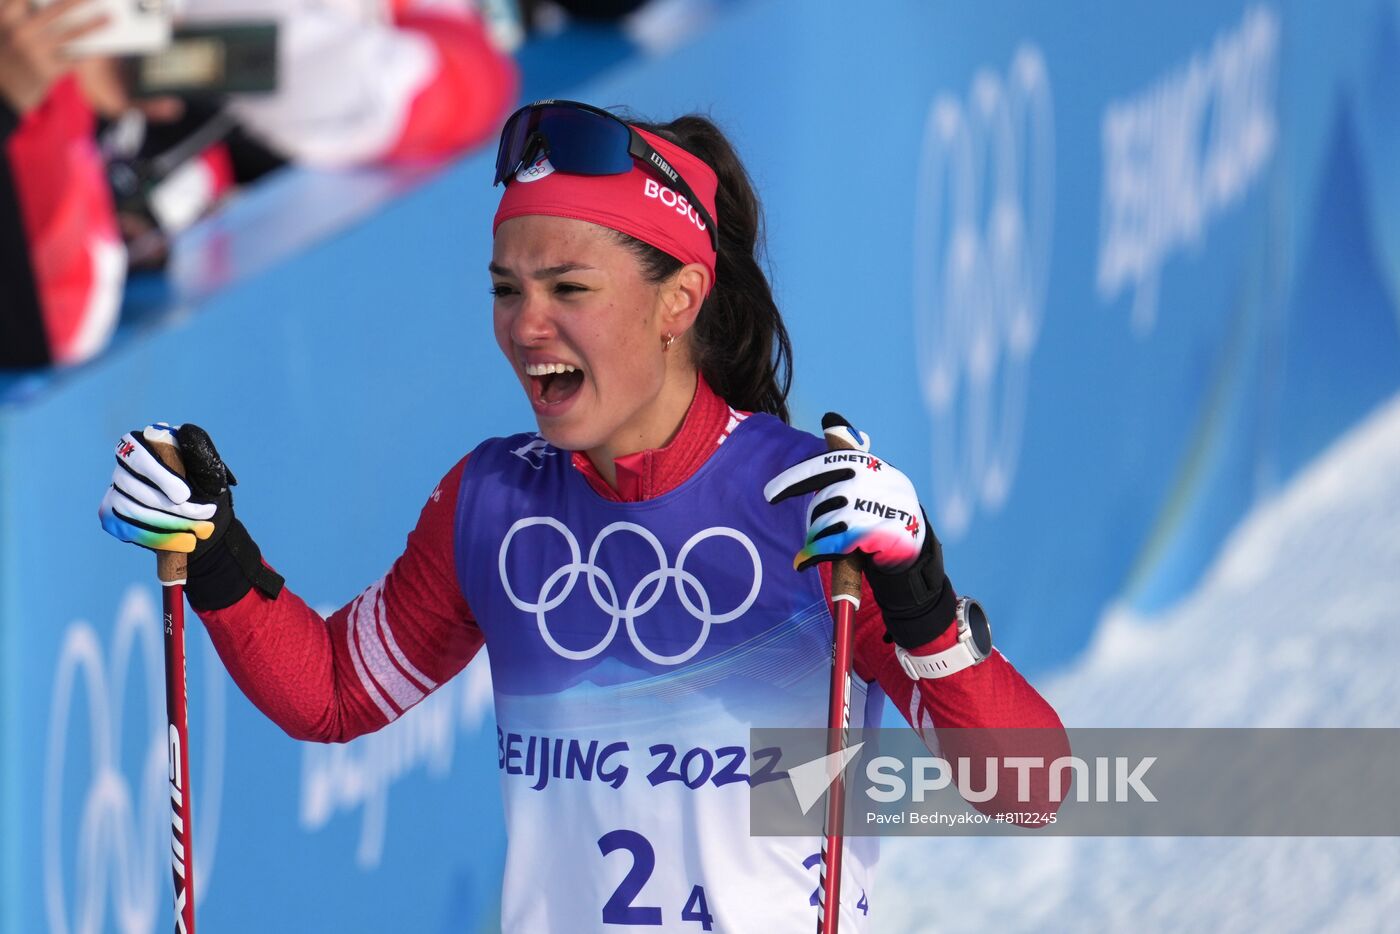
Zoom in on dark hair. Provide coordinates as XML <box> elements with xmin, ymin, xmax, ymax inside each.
<box><xmin>616</xmin><ymin>114</ymin><xmax>793</xmax><ymax>423</ymax></box>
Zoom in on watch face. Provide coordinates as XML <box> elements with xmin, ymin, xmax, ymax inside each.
<box><xmin>965</xmin><ymin>600</ymin><xmax>993</xmax><ymax>656</ymax></box>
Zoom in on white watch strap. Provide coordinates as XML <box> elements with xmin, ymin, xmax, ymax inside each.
<box><xmin>895</xmin><ymin>640</ymin><xmax>979</xmax><ymax>680</ymax></box>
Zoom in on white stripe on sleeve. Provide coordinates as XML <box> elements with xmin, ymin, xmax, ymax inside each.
<box><xmin>352</xmin><ymin>579</ymin><xmax>427</xmax><ymax>711</ymax></box>
<box><xmin>373</xmin><ymin>584</ymin><xmax>438</xmax><ymax>693</ymax></box>
<box><xmin>346</xmin><ymin>588</ymin><xmax>399</xmax><ymax>722</ymax></box>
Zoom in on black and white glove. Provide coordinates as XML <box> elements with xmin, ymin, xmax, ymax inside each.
<box><xmin>99</xmin><ymin>423</ymin><xmax>283</xmax><ymax>608</ymax></box>
<box><xmin>764</xmin><ymin>413</ymin><xmax>959</xmax><ymax>649</ymax></box>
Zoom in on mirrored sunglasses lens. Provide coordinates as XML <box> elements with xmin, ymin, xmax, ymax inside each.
<box><xmin>526</xmin><ymin>107</ymin><xmax>634</xmax><ymax>176</ymax></box>
<box><xmin>495</xmin><ymin>108</ymin><xmax>539</xmax><ymax>183</ymax></box>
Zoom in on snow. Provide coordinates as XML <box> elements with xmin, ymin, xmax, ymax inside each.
<box><xmin>878</xmin><ymin>393</ymin><xmax>1400</xmax><ymax>932</ymax></box>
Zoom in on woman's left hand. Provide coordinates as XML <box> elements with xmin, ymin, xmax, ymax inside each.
<box><xmin>763</xmin><ymin>415</ymin><xmax>927</xmax><ymax>572</ymax></box>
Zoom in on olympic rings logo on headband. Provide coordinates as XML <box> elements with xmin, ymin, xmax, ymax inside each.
<box><xmin>498</xmin><ymin>517</ymin><xmax>762</xmax><ymax>666</ymax></box>
<box><xmin>42</xmin><ymin>586</ymin><xmax>225</xmax><ymax>934</ymax></box>
<box><xmin>912</xmin><ymin>44</ymin><xmax>1054</xmax><ymax>540</ymax></box>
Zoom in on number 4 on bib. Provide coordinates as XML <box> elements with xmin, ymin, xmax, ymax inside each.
<box><xmin>681</xmin><ymin>885</ymin><xmax>713</xmax><ymax>931</ymax></box>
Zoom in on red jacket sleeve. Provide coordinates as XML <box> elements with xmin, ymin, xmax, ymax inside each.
<box><xmin>197</xmin><ymin>456</ymin><xmax>482</xmax><ymax>743</ymax></box>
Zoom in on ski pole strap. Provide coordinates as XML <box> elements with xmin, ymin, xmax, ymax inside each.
<box><xmin>186</xmin><ymin>519</ymin><xmax>284</xmax><ymax>610</ymax></box>
<box><xmin>865</xmin><ymin>529</ymin><xmax>960</xmax><ymax>649</ymax></box>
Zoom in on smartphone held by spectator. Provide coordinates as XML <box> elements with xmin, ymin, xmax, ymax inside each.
<box><xmin>30</xmin><ymin>0</ymin><xmax>172</xmax><ymax>56</ymax></box>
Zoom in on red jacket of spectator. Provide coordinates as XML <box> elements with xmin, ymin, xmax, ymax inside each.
<box><xmin>1</xmin><ymin>76</ymin><xmax>124</xmax><ymax>367</ymax></box>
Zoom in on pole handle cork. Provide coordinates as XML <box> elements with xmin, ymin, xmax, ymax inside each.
<box><xmin>150</xmin><ymin>440</ymin><xmax>189</xmax><ymax>585</ymax></box>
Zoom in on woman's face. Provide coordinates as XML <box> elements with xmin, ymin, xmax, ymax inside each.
<box><xmin>491</xmin><ymin>214</ymin><xmax>683</xmax><ymax>457</ymax></box>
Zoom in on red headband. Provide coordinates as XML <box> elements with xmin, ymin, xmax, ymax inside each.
<box><xmin>493</xmin><ymin>127</ymin><xmax>719</xmax><ymax>291</ymax></box>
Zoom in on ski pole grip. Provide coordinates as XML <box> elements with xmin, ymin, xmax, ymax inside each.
<box><xmin>150</xmin><ymin>440</ymin><xmax>189</xmax><ymax>585</ymax></box>
<box><xmin>823</xmin><ymin>428</ymin><xmax>865</xmax><ymax>602</ymax></box>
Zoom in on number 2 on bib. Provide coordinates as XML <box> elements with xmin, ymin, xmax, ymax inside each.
<box><xmin>597</xmin><ymin>829</ymin><xmax>714</xmax><ymax>929</ymax></box>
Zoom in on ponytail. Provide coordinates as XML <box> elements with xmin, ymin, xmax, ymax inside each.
<box><xmin>617</xmin><ymin>114</ymin><xmax>793</xmax><ymax>423</ymax></box>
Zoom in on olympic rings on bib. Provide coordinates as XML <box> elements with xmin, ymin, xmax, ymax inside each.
<box><xmin>497</xmin><ymin>517</ymin><xmax>763</xmax><ymax>666</ymax></box>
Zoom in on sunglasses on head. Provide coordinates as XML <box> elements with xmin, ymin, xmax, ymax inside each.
<box><xmin>493</xmin><ymin>99</ymin><xmax>720</xmax><ymax>252</ymax></box>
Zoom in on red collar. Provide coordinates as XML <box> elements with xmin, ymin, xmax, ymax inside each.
<box><xmin>571</xmin><ymin>376</ymin><xmax>741</xmax><ymax>502</ymax></box>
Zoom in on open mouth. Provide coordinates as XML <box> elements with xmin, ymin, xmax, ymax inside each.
<box><xmin>525</xmin><ymin>361</ymin><xmax>585</xmax><ymax>408</ymax></box>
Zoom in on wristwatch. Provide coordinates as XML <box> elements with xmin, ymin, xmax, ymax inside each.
<box><xmin>894</xmin><ymin>597</ymin><xmax>992</xmax><ymax>680</ymax></box>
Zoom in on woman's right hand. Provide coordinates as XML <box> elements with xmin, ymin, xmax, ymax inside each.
<box><xmin>98</xmin><ymin>423</ymin><xmax>234</xmax><ymax>555</ymax></box>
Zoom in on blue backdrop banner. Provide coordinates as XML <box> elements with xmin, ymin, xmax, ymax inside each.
<box><xmin>3</xmin><ymin>0</ymin><xmax>1397</xmax><ymax>930</ymax></box>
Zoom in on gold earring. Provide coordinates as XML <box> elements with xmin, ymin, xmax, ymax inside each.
<box><xmin>662</xmin><ymin>332</ymin><xmax>675</xmax><ymax>351</ymax></box>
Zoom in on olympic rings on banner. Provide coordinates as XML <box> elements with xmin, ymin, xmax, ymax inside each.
<box><xmin>913</xmin><ymin>44</ymin><xmax>1055</xmax><ymax>539</ymax></box>
<box><xmin>43</xmin><ymin>586</ymin><xmax>225</xmax><ymax>934</ymax></box>
<box><xmin>498</xmin><ymin>518</ymin><xmax>763</xmax><ymax>666</ymax></box>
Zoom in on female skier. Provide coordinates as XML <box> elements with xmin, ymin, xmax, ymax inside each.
<box><xmin>100</xmin><ymin>100</ymin><xmax>1065</xmax><ymax>932</ymax></box>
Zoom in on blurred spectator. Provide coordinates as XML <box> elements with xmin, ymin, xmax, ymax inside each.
<box><xmin>2</xmin><ymin>0</ymin><xmax>125</xmax><ymax>368</ymax></box>
<box><xmin>90</xmin><ymin>0</ymin><xmax>518</xmax><ymax>269</ymax></box>
<box><xmin>167</xmin><ymin>0</ymin><xmax>517</xmax><ymax>167</ymax></box>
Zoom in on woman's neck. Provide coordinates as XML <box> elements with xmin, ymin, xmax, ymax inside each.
<box><xmin>586</xmin><ymin>367</ymin><xmax>700</xmax><ymax>489</ymax></box>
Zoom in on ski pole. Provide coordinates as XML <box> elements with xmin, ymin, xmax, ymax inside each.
<box><xmin>817</xmin><ymin>413</ymin><xmax>864</xmax><ymax>934</ymax></box>
<box><xmin>151</xmin><ymin>439</ymin><xmax>198</xmax><ymax>934</ymax></box>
